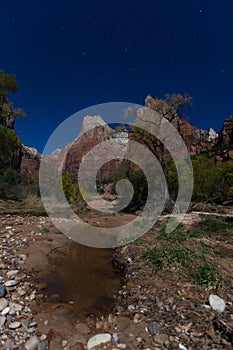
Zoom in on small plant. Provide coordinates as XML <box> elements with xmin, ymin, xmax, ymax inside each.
<box><xmin>42</xmin><ymin>227</ymin><xmax>50</xmax><ymax>232</ymax></box>
<box><xmin>143</xmin><ymin>246</ymin><xmax>194</xmax><ymax>270</ymax></box>
<box><xmin>188</xmin><ymin>216</ymin><xmax>233</xmax><ymax>238</ymax></box>
<box><xmin>158</xmin><ymin>224</ymin><xmax>187</xmax><ymax>243</ymax></box>
<box><xmin>199</xmin><ymin>217</ymin><xmax>233</xmax><ymax>230</ymax></box>
<box><xmin>134</xmin><ymin>237</ymin><xmax>147</xmax><ymax>246</ymax></box>
<box><xmin>143</xmin><ymin>246</ymin><xmax>222</xmax><ymax>287</ymax></box>
<box><xmin>191</xmin><ymin>261</ymin><xmax>223</xmax><ymax>288</ymax></box>
<box><xmin>188</xmin><ymin>226</ymin><xmax>209</xmax><ymax>238</ymax></box>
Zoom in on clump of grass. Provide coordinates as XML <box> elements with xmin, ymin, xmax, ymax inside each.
<box><xmin>188</xmin><ymin>216</ymin><xmax>233</xmax><ymax>238</ymax></box>
<box><xmin>191</xmin><ymin>262</ymin><xmax>223</xmax><ymax>287</ymax></box>
<box><xmin>143</xmin><ymin>246</ymin><xmax>222</xmax><ymax>287</ymax></box>
<box><xmin>158</xmin><ymin>224</ymin><xmax>187</xmax><ymax>243</ymax></box>
<box><xmin>42</xmin><ymin>227</ymin><xmax>50</xmax><ymax>232</ymax></box>
<box><xmin>143</xmin><ymin>246</ymin><xmax>194</xmax><ymax>270</ymax></box>
<box><xmin>133</xmin><ymin>237</ymin><xmax>147</xmax><ymax>246</ymax></box>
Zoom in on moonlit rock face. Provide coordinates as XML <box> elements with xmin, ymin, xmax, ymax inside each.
<box><xmin>80</xmin><ymin>115</ymin><xmax>113</xmax><ymax>135</ymax></box>
<box><xmin>209</xmin><ymin>294</ymin><xmax>226</xmax><ymax>312</ymax></box>
<box><xmin>208</xmin><ymin>128</ymin><xmax>218</xmax><ymax>141</ymax></box>
<box><xmin>23</xmin><ymin>145</ymin><xmax>40</xmax><ymax>157</ymax></box>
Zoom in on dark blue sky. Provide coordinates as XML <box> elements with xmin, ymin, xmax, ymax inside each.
<box><xmin>1</xmin><ymin>0</ymin><xmax>233</xmax><ymax>152</ymax></box>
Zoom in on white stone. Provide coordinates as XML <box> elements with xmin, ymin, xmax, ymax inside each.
<box><xmin>7</xmin><ymin>270</ymin><xmax>19</xmax><ymax>278</ymax></box>
<box><xmin>87</xmin><ymin>333</ymin><xmax>112</xmax><ymax>350</ymax></box>
<box><xmin>24</xmin><ymin>335</ymin><xmax>40</xmax><ymax>350</ymax></box>
<box><xmin>1</xmin><ymin>306</ymin><xmax>10</xmax><ymax>316</ymax></box>
<box><xmin>179</xmin><ymin>344</ymin><xmax>188</xmax><ymax>350</ymax></box>
<box><xmin>18</xmin><ymin>254</ymin><xmax>27</xmax><ymax>259</ymax></box>
<box><xmin>40</xmin><ymin>334</ymin><xmax>47</xmax><ymax>341</ymax></box>
<box><xmin>4</xmin><ymin>280</ymin><xmax>18</xmax><ymax>287</ymax></box>
<box><xmin>0</xmin><ymin>316</ymin><xmax>6</xmax><ymax>329</ymax></box>
<box><xmin>9</xmin><ymin>302</ymin><xmax>23</xmax><ymax>314</ymax></box>
<box><xmin>8</xmin><ymin>321</ymin><xmax>21</xmax><ymax>329</ymax></box>
<box><xmin>29</xmin><ymin>293</ymin><xmax>36</xmax><ymax>300</ymax></box>
<box><xmin>209</xmin><ymin>294</ymin><xmax>226</xmax><ymax>312</ymax></box>
<box><xmin>127</xmin><ymin>304</ymin><xmax>135</xmax><ymax>312</ymax></box>
<box><xmin>17</xmin><ymin>288</ymin><xmax>27</xmax><ymax>296</ymax></box>
<box><xmin>0</xmin><ymin>298</ymin><xmax>8</xmax><ymax>312</ymax></box>
<box><xmin>62</xmin><ymin>340</ymin><xmax>68</xmax><ymax>347</ymax></box>
<box><xmin>112</xmin><ymin>333</ymin><xmax>119</xmax><ymax>342</ymax></box>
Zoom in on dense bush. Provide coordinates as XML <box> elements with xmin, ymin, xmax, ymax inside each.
<box><xmin>169</xmin><ymin>154</ymin><xmax>233</xmax><ymax>203</ymax></box>
<box><xmin>62</xmin><ymin>172</ymin><xmax>81</xmax><ymax>203</ymax></box>
<box><xmin>191</xmin><ymin>154</ymin><xmax>220</xmax><ymax>201</ymax></box>
<box><xmin>0</xmin><ymin>125</ymin><xmax>21</xmax><ymax>173</ymax></box>
<box><xmin>111</xmin><ymin>153</ymin><xmax>233</xmax><ymax>213</ymax></box>
<box><xmin>0</xmin><ymin>168</ymin><xmax>23</xmax><ymax>199</ymax></box>
<box><xmin>0</xmin><ymin>169</ymin><xmax>41</xmax><ymax>200</ymax></box>
<box><xmin>217</xmin><ymin>159</ymin><xmax>233</xmax><ymax>198</ymax></box>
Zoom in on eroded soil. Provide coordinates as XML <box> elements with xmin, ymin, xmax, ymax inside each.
<box><xmin>0</xmin><ymin>209</ymin><xmax>233</xmax><ymax>349</ymax></box>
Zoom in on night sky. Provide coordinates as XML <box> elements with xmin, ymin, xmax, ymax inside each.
<box><xmin>1</xmin><ymin>0</ymin><xmax>233</xmax><ymax>153</ymax></box>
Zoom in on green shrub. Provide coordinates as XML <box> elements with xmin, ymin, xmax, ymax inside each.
<box><xmin>0</xmin><ymin>168</ymin><xmax>23</xmax><ymax>199</ymax></box>
<box><xmin>191</xmin><ymin>154</ymin><xmax>219</xmax><ymax>201</ymax></box>
<box><xmin>143</xmin><ymin>245</ymin><xmax>222</xmax><ymax>287</ymax></box>
<box><xmin>0</xmin><ymin>125</ymin><xmax>21</xmax><ymax>173</ymax></box>
<box><xmin>217</xmin><ymin>160</ymin><xmax>233</xmax><ymax>198</ymax></box>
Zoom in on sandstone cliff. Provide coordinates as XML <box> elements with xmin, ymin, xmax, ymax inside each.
<box><xmin>63</xmin><ymin>115</ymin><xmax>129</xmax><ymax>182</ymax></box>
<box><xmin>3</xmin><ymin>110</ymin><xmax>233</xmax><ymax>180</ymax></box>
<box><xmin>172</xmin><ymin>117</ymin><xmax>218</xmax><ymax>155</ymax></box>
<box><xmin>218</xmin><ymin>115</ymin><xmax>233</xmax><ymax>146</ymax></box>
<box><xmin>20</xmin><ymin>145</ymin><xmax>41</xmax><ymax>176</ymax></box>
<box><xmin>51</xmin><ymin>113</ymin><xmax>230</xmax><ymax>184</ymax></box>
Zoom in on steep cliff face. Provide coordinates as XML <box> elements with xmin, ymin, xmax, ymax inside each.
<box><xmin>173</xmin><ymin>117</ymin><xmax>218</xmax><ymax>155</ymax></box>
<box><xmin>0</xmin><ymin>113</ymin><xmax>41</xmax><ymax>176</ymax></box>
<box><xmin>8</xmin><ymin>113</ymin><xmax>233</xmax><ymax>179</ymax></box>
<box><xmin>63</xmin><ymin>115</ymin><xmax>129</xmax><ymax>182</ymax></box>
<box><xmin>11</xmin><ymin>145</ymin><xmax>41</xmax><ymax>175</ymax></box>
<box><xmin>218</xmin><ymin>116</ymin><xmax>233</xmax><ymax>146</ymax></box>
<box><xmin>62</xmin><ymin>113</ymin><xmax>221</xmax><ymax>182</ymax></box>
<box><xmin>214</xmin><ymin>116</ymin><xmax>233</xmax><ymax>161</ymax></box>
<box><xmin>1</xmin><ymin>114</ymin><xmax>15</xmax><ymax>129</ymax></box>
<box><xmin>20</xmin><ymin>146</ymin><xmax>41</xmax><ymax>176</ymax></box>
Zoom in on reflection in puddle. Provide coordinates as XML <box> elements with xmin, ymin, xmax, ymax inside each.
<box><xmin>37</xmin><ymin>243</ymin><xmax>121</xmax><ymax>317</ymax></box>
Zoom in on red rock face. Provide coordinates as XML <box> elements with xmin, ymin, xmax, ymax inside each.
<box><xmin>63</xmin><ymin>125</ymin><xmax>129</xmax><ymax>182</ymax></box>
<box><xmin>218</xmin><ymin>116</ymin><xmax>233</xmax><ymax>145</ymax></box>
<box><xmin>11</xmin><ymin>146</ymin><xmax>40</xmax><ymax>176</ymax></box>
<box><xmin>19</xmin><ymin>146</ymin><xmax>41</xmax><ymax>176</ymax></box>
<box><xmin>8</xmin><ymin>114</ymin><xmax>233</xmax><ymax>179</ymax></box>
<box><xmin>62</xmin><ymin>115</ymin><xmax>220</xmax><ymax>182</ymax></box>
<box><xmin>172</xmin><ymin>117</ymin><xmax>217</xmax><ymax>155</ymax></box>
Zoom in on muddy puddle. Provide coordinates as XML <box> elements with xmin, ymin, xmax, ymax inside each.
<box><xmin>35</xmin><ymin>242</ymin><xmax>121</xmax><ymax>317</ymax></box>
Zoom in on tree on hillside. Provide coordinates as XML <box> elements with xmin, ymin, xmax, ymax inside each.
<box><xmin>0</xmin><ymin>70</ymin><xmax>24</xmax><ymax>174</ymax></box>
<box><xmin>144</xmin><ymin>93</ymin><xmax>192</xmax><ymax>122</ymax></box>
<box><xmin>0</xmin><ymin>125</ymin><xmax>21</xmax><ymax>174</ymax></box>
<box><xmin>0</xmin><ymin>70</ymin><xmax>25</xmax><ymax>128</ymax></box>
<box><xmin>131</xmin><ymin>93</ymin><xmax>192</xmax><ymax>181</ymax></box>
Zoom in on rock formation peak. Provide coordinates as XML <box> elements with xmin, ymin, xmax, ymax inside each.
<box><xmin>80</xmin><ymin>115</ymin><xmax>113</xmax><ymax>135</ymax></box>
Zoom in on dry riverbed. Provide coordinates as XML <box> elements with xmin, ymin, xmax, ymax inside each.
<box><xmin>0</xmin><ymin>209</ymin><xmax>233</xmax><ymax>349</ymax></box>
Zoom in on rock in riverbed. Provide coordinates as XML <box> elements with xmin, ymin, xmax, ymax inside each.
<box><xmin>87</xmin><ymin>333</ymin><xmax>112</xmax><ymax>349</ymax></box>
